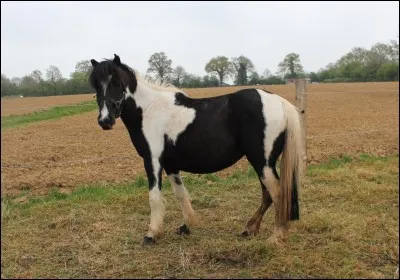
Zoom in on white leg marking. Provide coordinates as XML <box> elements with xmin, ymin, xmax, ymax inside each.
<box><xmin>147</xmin><ymin>186</ymin><xmax>166</xmax><ymax>238</ymax></box>
<box><xmin>263</xmin><ymin>167</ymin><xmax>289</xmax><ymax>242</ymax></box>
<box><xmin>147</xmin><ymin>157</ymin><xmax>166</xmax><ymax>239</ymax></box>
<box><xmin>168</xmin><ymin>174</ymin><xmax>197</xmax><ymax>226</ymax></box>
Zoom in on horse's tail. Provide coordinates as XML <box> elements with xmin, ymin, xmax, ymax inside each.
<box><xmin>278</xmin><ymin>97</ymin><xmax>304</xmax><ymax>222</ymax></box>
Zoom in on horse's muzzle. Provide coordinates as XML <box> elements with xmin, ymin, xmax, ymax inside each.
<box><xmin>98</xmin><ymin>117</ymin><xmax>115</xmax><ymax>130</ymax></box>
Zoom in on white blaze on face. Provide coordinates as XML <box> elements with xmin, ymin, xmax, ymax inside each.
<box><xmin>99</xmin><ymin>75</ymin><xmax>112</xmax><ymax>121</ymax></box>
<box><xmin>99</xmin><ymin>103</ymin><xmax>109</xmax><ymax>121</ymax></box>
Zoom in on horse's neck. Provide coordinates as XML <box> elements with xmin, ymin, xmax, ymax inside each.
<box><xmin>120</xmin><ymin>82</ymin><xmax>173</xmax><ymax>155</ymax></box>
<box><xmin>122</xmin><ymin>82</ymin><xmax>171</xmax><ymax>124</ymax></box>
<box><xmin>132</xmin><ymin>82</ymin><xmax>163</xmax><ymax>110</ymax></box>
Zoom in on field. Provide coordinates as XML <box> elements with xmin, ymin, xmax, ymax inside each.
<box><xmin>1</xmin><ymin>82</ymin><xmax>398</xmax><ymax>196</ymax></box>
<box><xmin>1</xmin><ymin>82</ymin><xmax>399</xmax><ymax>278</ymax></box>
<box><xmin>1</xmin><ymin>94</ymin><xmax>94</xmax><ymax>117</ymax></box>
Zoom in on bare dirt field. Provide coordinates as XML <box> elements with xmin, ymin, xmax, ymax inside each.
<box><xmin>1</xmin><ymin>82</ymin><xmax>399</xmax><ymax>196</ymax></box>
<box><xmin>1</xmin><ymin>94</ymin><xmax>94</xmax><ymax>117</ymax></box>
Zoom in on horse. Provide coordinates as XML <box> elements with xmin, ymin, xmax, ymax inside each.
<box><xmin>89</xmin><ymin>54</ymin><xmax>304</xmax><ymax>245</ymax></box>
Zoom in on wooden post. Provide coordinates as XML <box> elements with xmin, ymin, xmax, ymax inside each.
<box><xmin>295</xmin><ymin>79</ymin><xmax>307</xmax><ymax>171</ymax></box>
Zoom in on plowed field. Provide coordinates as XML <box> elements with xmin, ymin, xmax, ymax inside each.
<box><xmin>1</xmin><ymin>82</ymin><xmax>398</xmax><ymax>196</ymax></box>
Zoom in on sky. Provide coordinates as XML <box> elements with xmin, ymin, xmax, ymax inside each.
<box><xmin>1</xmin><ymin>1</ymin><xmax>399</xmax><ymax>82</ymax></box>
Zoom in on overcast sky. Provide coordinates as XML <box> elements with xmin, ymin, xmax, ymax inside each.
<box><xmin>1</xmin><ymin>1</ymin><xmax>399</xmax><ymax>81</ymax></box>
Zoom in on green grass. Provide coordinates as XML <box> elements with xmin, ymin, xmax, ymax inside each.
<box><xmin>1</xmin><ymin>154</ymin><xmax>399</xmax><ymax>278</ymax></box>
<box><xmin>1</xmin><ymin>100</ymin><xmax>97</xmax><ymax>130</ymax></box>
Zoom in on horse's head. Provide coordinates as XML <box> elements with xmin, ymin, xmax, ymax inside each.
<box><xmin>89</xmin><ymin>54</ymin><xmax>137</xmax><ymax>130</ymax></box>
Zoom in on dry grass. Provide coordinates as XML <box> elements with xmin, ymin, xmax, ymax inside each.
<box><xmin>1</xmin><ymin>154</ymin><xmax>398</xmax><ymax>278</ymax></box>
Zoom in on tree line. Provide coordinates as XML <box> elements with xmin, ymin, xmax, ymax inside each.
<box><xmin>1</xmin><ymin>60</ymin><xmax>93</xmax><ymax>98</ymax></box>
<box><xmin>1</xmin><ymin>39</ymin><xmax>398</xmax><ymax>97</ymax></box>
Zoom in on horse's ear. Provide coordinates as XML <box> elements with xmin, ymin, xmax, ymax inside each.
<box><xmin>113</xmin><ymin>54</ymin><xmax>121</xmax><ymax>66</ymax></box>
<box><xmin>91</xmin><ymin>59</ymin><xmax>99</xmax><ymax>67</ymax></box>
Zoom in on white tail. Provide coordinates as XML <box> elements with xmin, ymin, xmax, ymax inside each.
<box><xmin>278</xmin><ymin>97</ymin><xmax>304</xmax><ymax>223</ymax></box>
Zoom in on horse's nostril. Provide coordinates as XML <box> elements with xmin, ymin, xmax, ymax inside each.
<box><xmin>98</xmin><ymin>117</ymin><xmax>114</xmax><ymax>130</ymax></box>
<box><xmin>98</xmin><ymin>118</ymin><xmax>108</xmax><ymax>126</ymax></box>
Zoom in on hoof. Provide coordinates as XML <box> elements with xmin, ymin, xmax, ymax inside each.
<box><xmin>177</xmin><ymin>224</ymin><xmax>191</xmax><ymax>235</ymax></box>
<box><xmin>142</xmin><ymin>236</ymin><xmax>156</xmax><ymax>245</ymax></box>
<box><xmin>266</xmin><ymin>235</ymin><xmax>284</xmax><ymax>247</ymax></box>
<box><xmin>239</xmin><ymin>229</ymin><xmax>259</xmax><ymax>238</ymax></box>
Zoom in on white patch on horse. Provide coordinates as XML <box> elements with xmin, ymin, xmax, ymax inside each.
<box><xmin>262</xmin><ymin>166</ymin><xmax>280</xmax><ymax>202</ymax></box>
<box><xmin>99</xmin><ymin>75</ymin><xmax>112</xmax><ymax>121</ymax></box>
<box><xmin>125</xmin><ymin>82</ymin><xmax>196</xmax><ymax>148</ymax></box>
<box><xmin>147</xmin><ymin>186</ymin><xmax>166</xmax><ymax>238</ymax></box>
<box><xmin>257</xmin><ymin>89</ymin><xmax>286</xmax><ymax>165</ymax></box>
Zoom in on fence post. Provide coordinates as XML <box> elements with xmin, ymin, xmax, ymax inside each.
<box><xmin>295</xmin><ymin>79</ymin><xmax>308</xmax><ymax>172</ymax></box>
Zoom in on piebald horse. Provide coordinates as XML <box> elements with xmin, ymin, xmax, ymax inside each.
<box><xmin>89</xmin><ymin>54</ymin><xmax>303</xmax><ymax>245</ymax></box>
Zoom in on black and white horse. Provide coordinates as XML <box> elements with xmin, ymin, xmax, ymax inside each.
<box><xmin>89</xmin><ymin>54</ymin><xmax>304</xmax><ymax>245</ymax></box>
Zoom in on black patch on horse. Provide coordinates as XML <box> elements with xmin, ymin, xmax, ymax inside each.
<box><xmin>268</xmin><ymin>130</ymin><xmax>287</xmax><ymax>179</ymax></box>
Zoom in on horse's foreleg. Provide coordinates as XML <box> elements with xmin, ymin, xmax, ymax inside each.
<box><xmin>168</xmin><ymin>173</ymin><xmax>198</xmax><ymax>235</ymax></box>
<box><xmin>143</xmin><ymin>157</ymin><xmax>165</xmax><ymax>245</ymax></box>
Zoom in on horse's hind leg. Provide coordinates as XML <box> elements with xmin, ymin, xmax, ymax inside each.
<box><xmin>240</xmin><ymin>144</ymin><xmax>275</xmax><ymax>236</ymax></box>
<box><xmin>240</xmin><ymin>127</ymin><xmax>286</xmax><ymax>238</ymax></box>
<box><xmin>241</xmin><ymin>181</ymin><xmax>273</xmax><ymax>236</ymax></box>
<box><xmin>262</xmin><ymin>166</ymin><xmax>289</xmax><ymax>243</ymax></box>
<box><xmin>168</xmin><ymin>173</ymin><xmax>198</xmax><ymax>235</ymax></box>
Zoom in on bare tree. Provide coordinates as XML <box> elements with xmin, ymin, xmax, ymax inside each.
<box><xmin>262</xmin><ymin>68</ymin><xmax>272</xmax><ymax>78</ymax></box>
<box><xmin>10</xmin><ymin>77</ymin><xmax>22</xmax><ymax>86</ymax></box>
<box><xmin>31</xmin><ymin>70</ymin><xmax>44</xmax><ymax>95</ymax></box>
<box><xmin>46</xmin><ymin>65</ymin><xmax>62</xmax><ymax>94</ymax></box>
<box><xmin>147</xmin><ymin>52</ymin><xmax>173</xmax><ymax>83</ymax></box>
<box><xmin>172</xmin><ymin>66</ymin><xmax>186</xmax><ymax>86</ymax></box>
<box><xmin>75</xmin><ymin>60</ymin><xmax>93</xmax><ymax>74</ymax></box>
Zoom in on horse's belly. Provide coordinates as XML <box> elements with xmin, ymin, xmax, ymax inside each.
<box><xmin>167</xmin><ymin>141</ymin><xmax>243</xmax><ymax>174</ymax></box>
